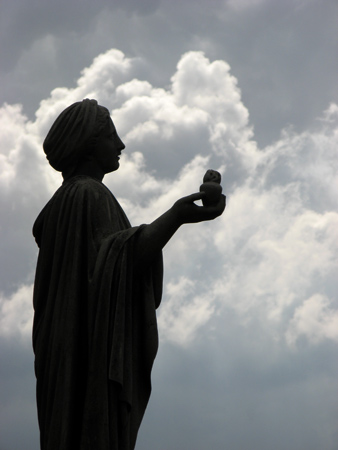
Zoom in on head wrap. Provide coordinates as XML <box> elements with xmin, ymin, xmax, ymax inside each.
<box><xmin>43</xmin><ymin>99</ymin><xmax>110</xmax><ymax>171</ymax></box>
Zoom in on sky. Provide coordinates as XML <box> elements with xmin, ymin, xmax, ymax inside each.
<box><xmin>0</xmin><ymin>0</ymin><xmax>338</xmax><ymax>449</ymax></box>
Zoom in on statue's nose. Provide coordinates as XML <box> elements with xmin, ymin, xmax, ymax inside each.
<box><xmin>117</xmin><ymin>135</ymin><xmax>125</xmax><ymax>151</ymax></box>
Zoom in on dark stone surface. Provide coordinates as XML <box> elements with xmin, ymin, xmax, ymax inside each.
<box><xmin>33</xmin><ymin>99</ymin><xmax>225</xmax><ymax>449</ymax></box>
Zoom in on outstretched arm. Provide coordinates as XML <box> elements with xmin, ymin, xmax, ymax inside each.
<box><xmin>136</xmin><ymin>192</ymin><xmax>226</xmax><ymax>265</ymax></box>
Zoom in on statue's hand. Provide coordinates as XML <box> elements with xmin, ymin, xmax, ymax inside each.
<box><xmin>136</xmin><ymin>192</ymin><xmax>226</xmax><ymax>264</ymax></box>
<box><xmin>172</xmin><ymin>192</ymin><xmax>226</xmax><ymax>224</ymax></box>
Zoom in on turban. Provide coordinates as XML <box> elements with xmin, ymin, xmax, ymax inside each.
<box><xmin>43</xmin><ymin>99</ymin><xmax>110</xmax><ymax>172</ymax></box>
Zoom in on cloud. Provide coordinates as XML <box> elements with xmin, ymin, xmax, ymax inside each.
<box><xmin>158</xmin><ymin>276</ymin><xmax>215</xmax><ymax>346</ymax></box>
<box><xmin>1</xmin><ymin>48</ymin><xmax>337</xmax><ymax>352</ymax></box>
<box><xmin>286</xmin><ymin>294</ymin><xmax>338</xmax><ymax>345</ymax></box>
<box><xmin>0</xmin><ymin>285</ymin><xmax>33</xmax><ymax>342</ymax></box>
<box><xmin>0</xmin><ymin>103</ymin><xmax>48</xmax><ymax>295</ymax></box>
<box><xmin>1</xmin><ymin>45</ymin><xmax>338</xmax><ymax>450</ymax></box>
<box><xmin>206</xmin><ymin>105</ymin><xmax>338</xmax><ymax>346</ymax></box>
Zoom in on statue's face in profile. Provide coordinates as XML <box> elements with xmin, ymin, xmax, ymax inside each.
<box><xmin>95</xmin><ymin>119</ymin><xmax>125</xmax><ymax>173</ymax></box>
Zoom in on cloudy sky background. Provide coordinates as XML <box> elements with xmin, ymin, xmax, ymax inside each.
<box><xmin>1</xmin><ymin>1</ymin><xmax>338</xmax><ymax>449</ymax></box>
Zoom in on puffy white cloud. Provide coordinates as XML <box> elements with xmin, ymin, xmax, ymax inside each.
<box><xmin>34</xmin><ymin>49</ymin><xmax>136</xmax><ymax>137</ymax></box>
<box><xmin>286</xmin><ymin>293</ymin><xmax>338</xmax><ymax>345</ymax></box>
<box><xmin>0</xmin><ymin>47</ymin><xmax>337</xmax><ymax>352</ymax></box>
<box><xmin>0</xmin><ymin>104</ymin><xmax>26</xmax><ymax>187</ymax></box>
<box><xmin>0</xmin><ymin>285</ymin><xmax>33</xmax><ymax>341</ymax></box>
<box><xmin>158</xmin><ymin>276</ymin><xmax>215</xmax><ymax>346</ymax></box>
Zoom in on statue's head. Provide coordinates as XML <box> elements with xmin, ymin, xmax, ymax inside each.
<box><xmin>43</xmin><ymin>99</ymin><xmax>115</xmax><ymax>174</ymax></box>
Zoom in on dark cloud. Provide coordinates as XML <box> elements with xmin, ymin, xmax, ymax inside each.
<box><xmin>0</xmin><ymin>339</ymin><xmax>39</xmax><ymax>450</ymax></box>
<box><xmin>209</xmin><ymin>0</ymin><xmax>338</xmax><ymax>146</ymax></box>
<box><xmin>137</xmin><ymin>321</ymin><xmax>338</xmax><ymax>450</ymax></box>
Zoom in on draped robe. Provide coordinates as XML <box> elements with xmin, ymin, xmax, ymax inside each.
<box><xmin>32</xmin><ymin>175</ymin><xmax>163</xmax><ymax>450</ymax></box>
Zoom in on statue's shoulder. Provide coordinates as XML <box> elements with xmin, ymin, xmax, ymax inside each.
<box><xmin>33</xmin><ymin>176</ymin><xmax>116</xmax><ymax>246</ymax></box>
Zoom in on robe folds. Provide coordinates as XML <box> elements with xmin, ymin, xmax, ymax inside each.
<box><xmin>32</xmin><ymin>175</ymin><xmax>163</xmax><ymax>450</ymax></box>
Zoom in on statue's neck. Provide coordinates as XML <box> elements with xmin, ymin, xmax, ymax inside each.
<box><xmin>63</xmin><ymin>159</ymin><xmax>105</xmax><ymax>182</ymax></box>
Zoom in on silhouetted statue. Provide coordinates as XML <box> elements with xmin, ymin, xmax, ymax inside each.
<box><xmin>32</xmin><ymin>99</ymin><xmax>225</xmax><ymax>450</ymax></box>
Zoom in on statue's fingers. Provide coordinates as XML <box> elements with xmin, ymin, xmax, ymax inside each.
<box><xmin>215</xmin><ymin>194</ymin><xmax>226</xmax><ymax>212</ymax></box>
<box><xmin>202</xmin><ymin>194</ymin><xmax>226</xmax><ymax>218</ymax></box>
<box><xmin>184</xmin><ymin>192</ymin><xmax>206</xmax><ymax>203</ymax></box>
<box><xmin>220</xmin><ymin>194</ymin><xmax>226</xmax><ymax>208</ymax></box>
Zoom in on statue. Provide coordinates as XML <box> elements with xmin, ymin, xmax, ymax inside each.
<box><xmin>32</xmin><ymin>99</ymin><xmax>225</xmax><ymax>450</ymax></box>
